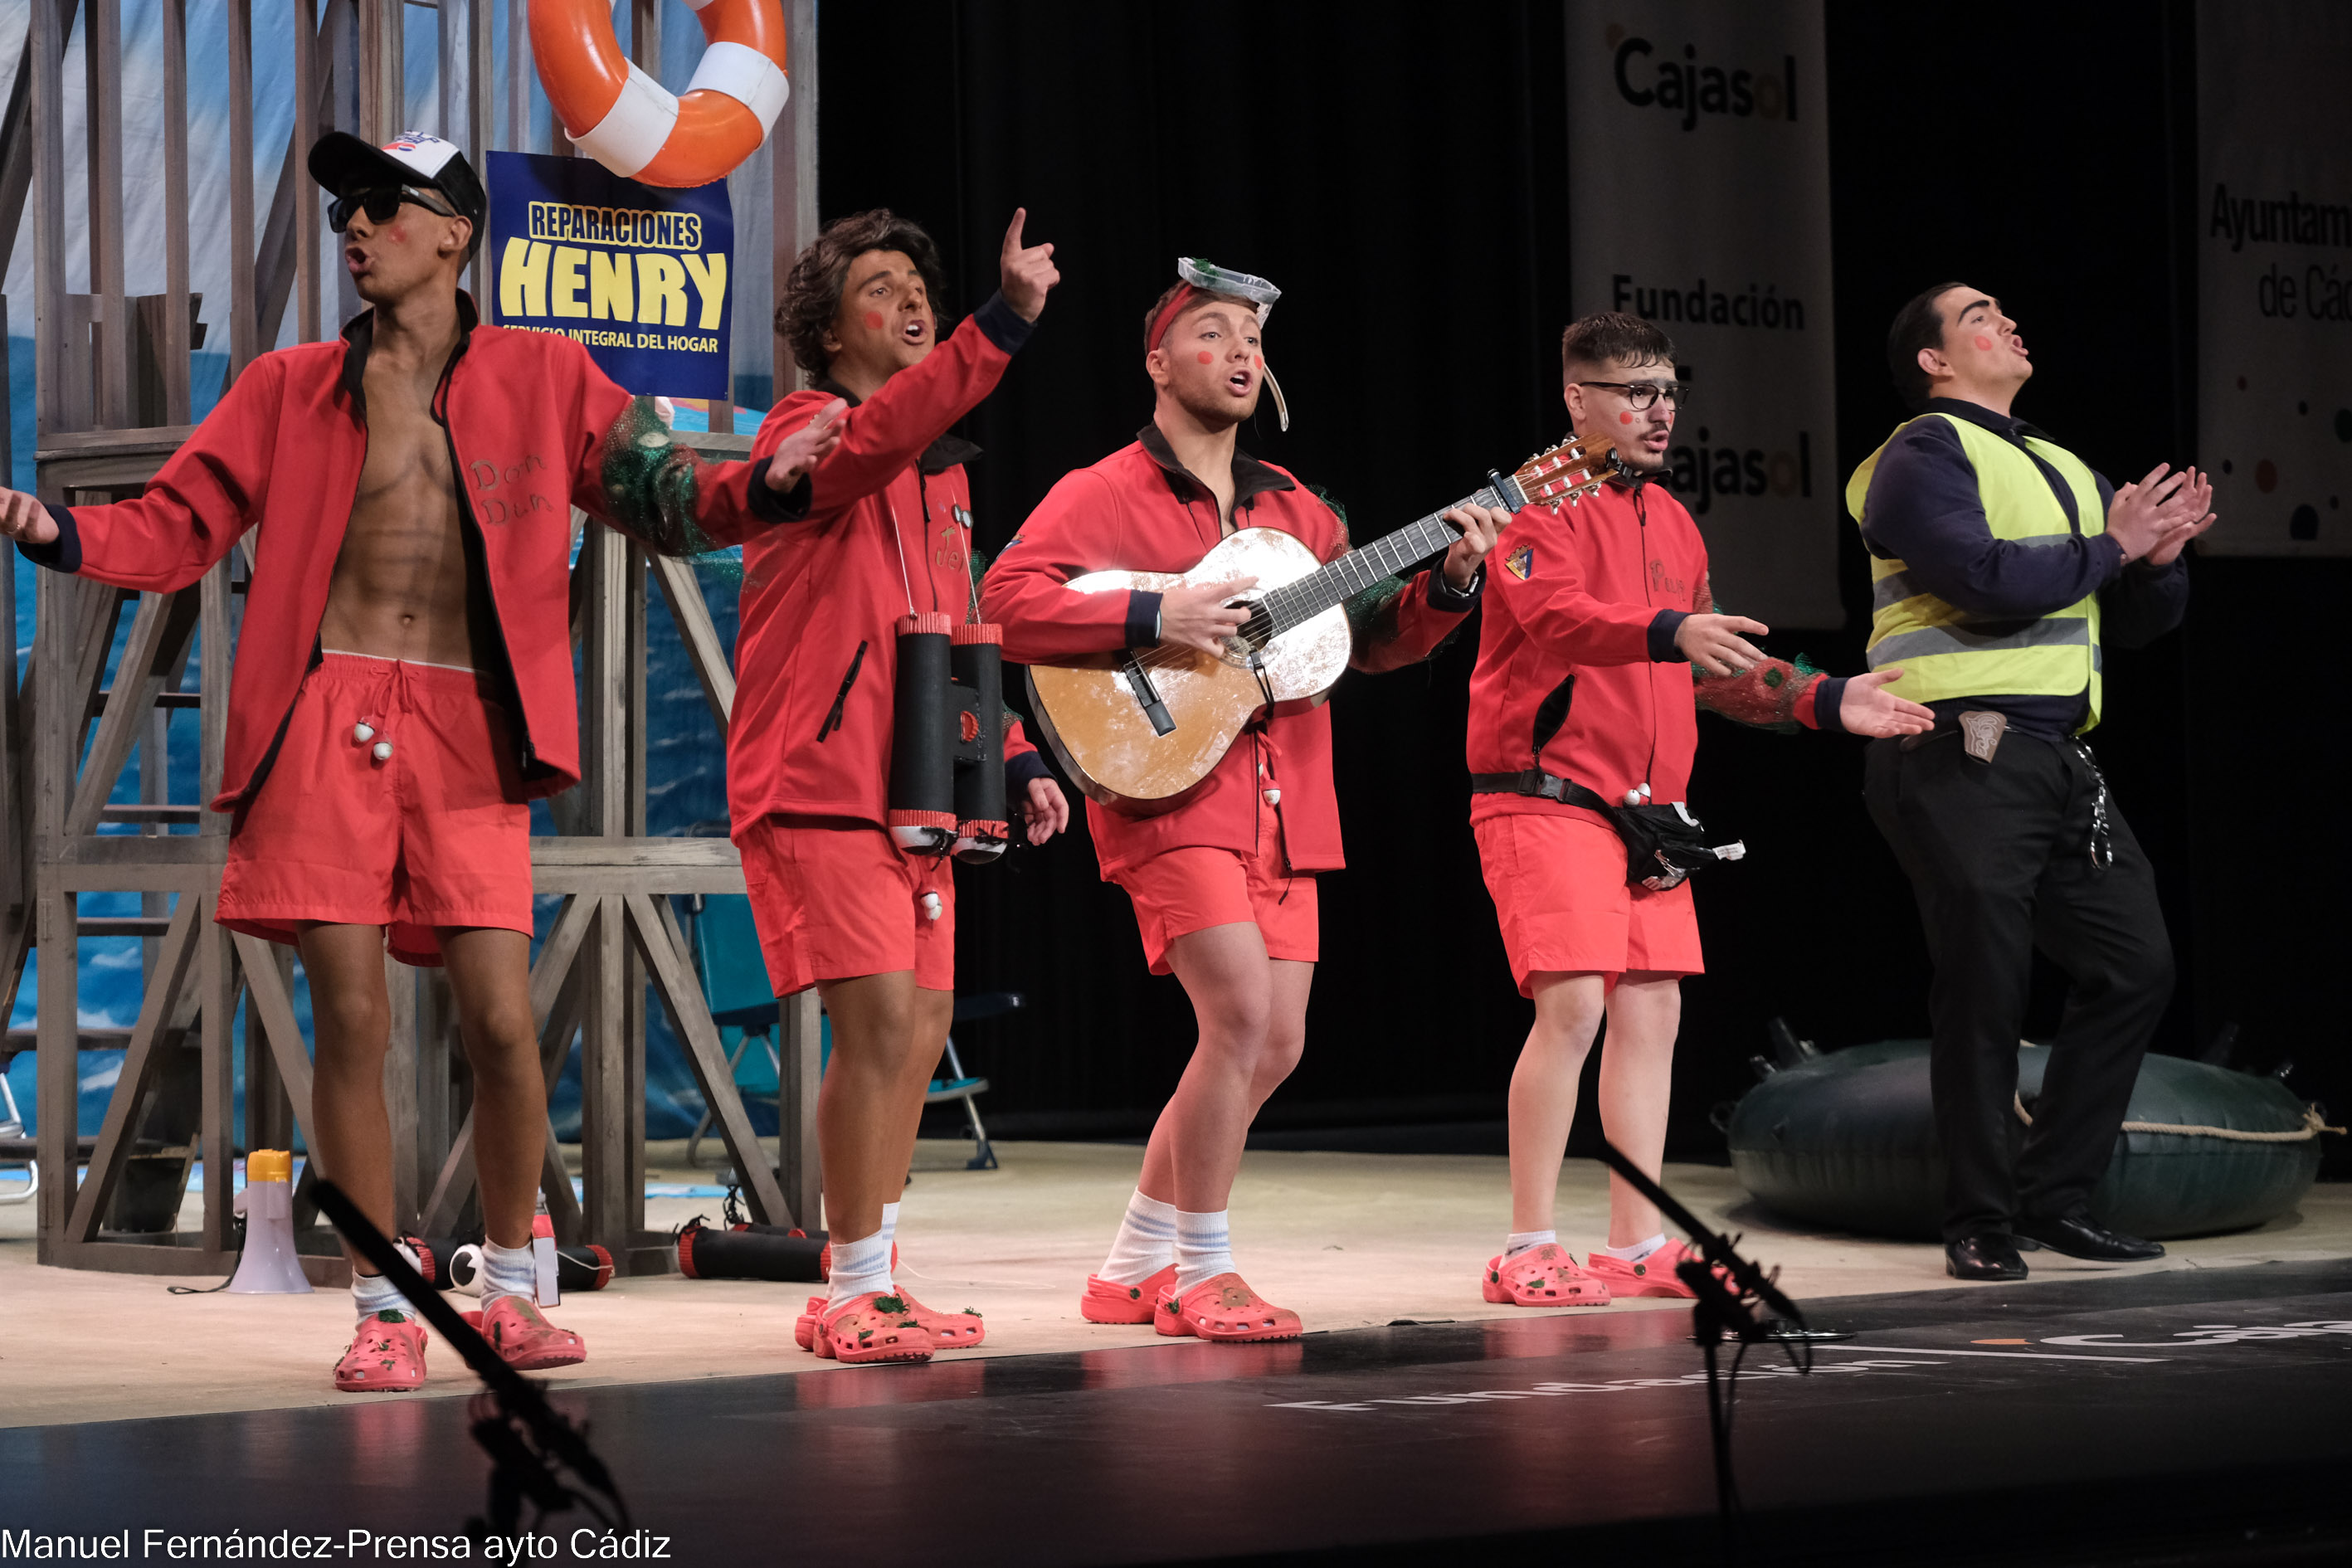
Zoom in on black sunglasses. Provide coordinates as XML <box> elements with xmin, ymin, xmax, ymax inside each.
<box><xmin>329</xmin><ymin>183</ymin><xmax>458</xmax><ymax>233</ymax></box>
<box><xmin>1578</xmin><ymin>380</ymin><xmax>1693</xmax><ymax>411</ymax></box>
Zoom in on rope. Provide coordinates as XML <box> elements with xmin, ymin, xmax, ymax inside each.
<box><xmin>2012</xmin><ymin>1093</ymin><xmax>2345</xmax><ymax>1142</ymax></box>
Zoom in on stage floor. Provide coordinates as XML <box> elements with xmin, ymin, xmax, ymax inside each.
<box><xmin>4</xmin><ymin>1255</ymin><xmax>2350</xmax><ymax>1565</ymax></box>
<box><xmin>3</xmin><ymin>1140</ymin><xmax>2347</xmax><ymax>1434</ymax></box>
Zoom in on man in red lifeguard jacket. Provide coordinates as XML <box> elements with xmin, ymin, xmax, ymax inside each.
<box><xmin>0</xmin><ymin>131</ymin><xmax>839</xmax><ymax>1392</ymax></box>
<box><xmin>1465</xmin><ymin>312</ymin><xmax>1933</xmax><ymax>1310</ymax></box>
<box><xmin>983</xmin><ymin>267</ymin><xmax>1503</xmax><ymax>1342</ymax></box>
<box><xmin>737</xmin><ymin>208</ymin><xmax>1068</xmax><ymax>1365</ymax></box>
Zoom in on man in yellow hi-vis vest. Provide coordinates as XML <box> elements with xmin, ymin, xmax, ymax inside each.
<box><xmin>1851</xmin><ymin>282</ymin><xmax>2213</xmax><ymax>1282</ymax></box>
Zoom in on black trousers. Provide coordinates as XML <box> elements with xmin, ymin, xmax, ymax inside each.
<box><xmin>1863</xmin><ymin>731</ymin><xmax>2174</xmax><ymax>1241</ymax></box>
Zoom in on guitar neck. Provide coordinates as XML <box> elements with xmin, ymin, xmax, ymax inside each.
<box><xmin>1258</xmin><ymin>484</ymin><xmax>1509</xmax><ymax>636</ymax></box>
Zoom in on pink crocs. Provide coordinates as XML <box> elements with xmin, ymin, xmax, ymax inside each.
<box><xmin>1482</xmin><ymin>1243</ymin><xmax>1612</xmax><ymax>1308</ymax></box>
<box><xmin>1154</xmin><ymin>1273</ymin><xmax>1303</xmax><ymax>1343</ymax></box>
<box><xmin>334</xmin><ymin>1311</ymin><xmax>427</xmax><ymax>1392</ymax></box>
<box><xmin>476</xmin><ymin>1295</ymin><xmax>588</xmax><ymax>1371</ymax></box>
<box><xmin>799</xmin><ymin>1289</ymin><xmax>984</xmax><ymax>1350</ymax></box>
<box><xmin>1585</xmin><ymin>1239</ymin><xmax>1707</xmax><ymax>1299</ymax></box>
<box><xmin>1081</xmin><ymin>1266</ymin><xmax>1176</xmax><ymax>1325</ymax></box>
<box><xmin>894</xmin><ymin>1289</ymin><xmax>986</xmax><ymax>1347</ymax></box>
<box><xmin>813</xmin><ymin>1292</ymin><xmax>934</xmax><ymax>1365</ymax></box>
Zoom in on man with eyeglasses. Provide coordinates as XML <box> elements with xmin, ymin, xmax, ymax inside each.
<box><xmin>1464</xmin><ymin>311</ymin><xmax>1932</xmax><ymax>1311</ymax></box>
<box><xmin>0</xmin><ymin>130</ymin><xmax>839</xmax><ymax>1391</ymax></box>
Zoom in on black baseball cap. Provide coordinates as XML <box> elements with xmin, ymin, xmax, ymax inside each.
<box><xmin>308</xmin><ymin>129</ymin><xmax>487</xmax><ymax>231</ymax></box>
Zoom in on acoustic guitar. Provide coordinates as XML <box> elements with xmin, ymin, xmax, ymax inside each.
<box><xmin>1026</xmin><ymin>431</ymin><xmax>1623</xmax><ymax>814</ymax></box>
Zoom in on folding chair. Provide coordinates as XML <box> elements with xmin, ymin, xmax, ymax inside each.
<box><xmin>678</xmin><ymin>894</ymin><xmax>1018</xmax><ymax>1172</ymax></box>
<box><xmin>679</xmin><ymin>891</ymin><xmax>786</xmax><ymax>1170</ymax></box>
<box><xmin>0</xmin><ymin>1049</ymin><xmax>37</xmax><ymax>1206</ymax></box>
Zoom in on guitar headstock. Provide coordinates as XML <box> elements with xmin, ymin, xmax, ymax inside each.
<box><xmin>1493</xmin><ymin>431</ymin><xmax>1623</xmax><ymax>511</ymax></box>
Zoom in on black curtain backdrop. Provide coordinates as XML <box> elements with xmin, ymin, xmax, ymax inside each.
<box><xmin>811</xmin><ymin>2</ymin><xmax>2350</xmax><ymax>1171</ymax></box>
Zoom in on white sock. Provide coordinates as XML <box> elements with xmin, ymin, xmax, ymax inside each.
<box><xmin>826</xmin><ymin>1230</ymin><xmax>894</xmax><ymax>1307</ymax></box>
<box><xmin>480</xmin><ymin>1239</ymin><xmax>538</xmax><ymax>1305</ymax></box>
<box><xmin>1504</xmin><ymin>1230</ymin><xmax>1557</xmax><ymax>1259</ymax></box>
<box><xmin>1174</xmin><ymin>1209</ymin><xmax>1234</xmax><ymax>1295</ymax></box>
<box><xmin>1600</xmin><ymin>1232</ymin><xmax>1668</xmax><ymax>1263</ymax></box>
<box><xmin>1097</xmin><ymin>1190</ymin><xmax>1179</xmax><ymax>1285</ymax></box>
<box><xmin>879</xmin><ymin>1200</ymin><xmax>901</xmax><ymax>1254</ymax></box>
<box><xmin>351</xmin><ymin>1243</ymin><xmax>421</xmax><ymax>1321</ymax></box>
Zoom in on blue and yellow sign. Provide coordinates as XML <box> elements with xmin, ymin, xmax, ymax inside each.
<box><xmin>486</xmin><ymin>150</ymin><xmax>732</xmax><ymax>397</ymax></box>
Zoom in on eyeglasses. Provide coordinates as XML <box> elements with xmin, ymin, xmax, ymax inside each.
<box><xmin>1578</xmin><ymin>380</ymin><xmax>1692</xmax><ymax>411</ymax></box>
<box><xmin>329</xmin><ymin>184</ymin><xmax>458</xmax><ymax>233</ymax></box>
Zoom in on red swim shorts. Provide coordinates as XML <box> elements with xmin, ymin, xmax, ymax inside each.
<box><xmin>216</xmin><ymin>653</ymin><xmax>533</xmax><ymax>968</ymax></box>
<box><xmin>1473</xmin><ymin>811</ymin><xmax>1703</xmax><ymax>997</ymax></box>
<box><xmin>1110</xmin><ymin>796</ymin><xmax>1318</xmax><ymax>976</ymax></box>
<box><xmin>734</xmin><ymin>816</ymin><xmax>956</xmax><ymax>994</ymax></box>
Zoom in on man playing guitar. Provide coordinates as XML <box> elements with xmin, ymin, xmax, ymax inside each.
<box><xmin>983</xmin><ymin>266</ymin><xmax>1504</xmax><ymax>1341</ymax></box>
<box><xmin>1466</xmin><ymin>312</ymin><xmax>1934</xmax><ymax>1310</ymax></box>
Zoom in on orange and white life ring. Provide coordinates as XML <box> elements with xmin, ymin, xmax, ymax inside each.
<box><xmin>529</xmin><ymin>0</ymin><xmax>788</xmax><ymax>188</ymax></box>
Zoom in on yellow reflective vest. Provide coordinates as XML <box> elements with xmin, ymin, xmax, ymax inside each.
<box><xmin>1846</xmin><ymin>414</ymin><xmax>2104</xmax><ymax>733</ymax></box>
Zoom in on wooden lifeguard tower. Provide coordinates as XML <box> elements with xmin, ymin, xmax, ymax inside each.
<box><xmin>1</xmin><ymin>0</ymin><xmax>822</xmax><ymax>1282</ymax></box>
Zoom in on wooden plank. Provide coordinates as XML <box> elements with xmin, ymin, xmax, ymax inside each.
<box><xmin>382</xmin><ymin>953</ymin><xmax>418</xmax><ymax>1233</ymax></box>
<box><xmin>528</xmin><ymin>838</ymin><xmax>744</xmax><ymax>868</ymax></box>
<box><xmin>519</xmin><ymin>864</ymin><xmax>748</xmax><ymax>897</ymax></box>
<box><xmin>159</xmin><ymin>0</ymin><xmax>191</xmax><ymax>424</ymax></box>
<box><xmin>0</xmin><ymin>332</ymin><xmax>23</xmax><ymax>1026</ymax></box>
<box><xmin>770</xmin><ymin>0</ymin><xmax>817</xmax><ymax>390</ymax></box>
<box><xmin>679</xmin><ymin>430</ymin><xmax>753</xmax><ymax>460</ymax></box>
<box><xmin>33</xmin><ymin>425</ymin><xmax>199</xmax><ymax>456</ymax></box>
<box><xmin>504</xmin><ymin>0</ymin><xmax>526</xmax><ymax>153</ymax></box>
<box><xmin>293</xmin><ymin>0</ymin><xmax>320</xmax><ymax>345</ymax></box>
<box><xmin>358</xmin><ymin>0</ymin><xmax>401</xmax><ymax>142</ymax></box>
<box><xmin>233</xmin><ymin>932</ymin><xmax>319</xmax><ymax>1156</ymax></box>
<box><xmin>226</xmin><ymin>0</ymin><xmax>256</xmax><ymax>377</ymax></box>
<box><xmin>778</xmin><ymin>987</ymin><xmax>822</xmax><ymax>1233</ymax></box>
<box><xmin>0</xmin><ymin>7</ymin><xmax>45</xmax><ymax>267</ymax></box>
<box><xmin>242</xmin><ymin>943</ymin><xmax>295</xmax><ymax>1157</ymax></box>
<box><xmin>648</xmin><ymin>551</ymin><xmax>735</xmax><ymax>738</ymax></box>
<box><xmin>256</xmin><ymin>0</ymin><xmax>337</xmax><ymax>355</ymax></box>
<box><xmin>577</xmin><ymin>895</ymin><xmax>630</xmax><ymax>1252</ymax></box>
<box><xmin>32</xmin><ymin>892</ymin><xmax>75</xmax><ymax>1258</ymax></box>
<box><xmin>200</xmin><ymin>562</ymin><xmax>230</xmax><ymax>830</ymax></box>
<box><xmin>43</xmin><ymin>1241</ymin><xmax>241</xmax><ymax>1278</ymax></box>
<box><xmin>31</xmin><ymin>0</ymin><xmax>70</xmax><ymax>438</ymax></box>
<box><xmin>51</xmin><ymin>841</ymin><xmax>229</xmax><ymax>878</ymax></box>
<box><xmin>413</xmin><ymin>969</ymin><xmax>455</xmax><ymax>1221</ymax></box>
<box><xmin>629</xmin><ymin>893</ymin><xmax>792</xmax><ymax>1225</ymax></box>
<box><xmin>85</xmin><ymin>0</ymin><xmax>132</xmax><ymax>429</ymax></box>
<box><xmin>61</xmin><ymin>895</ymin><xmax>200</xmax><ymax>1242</ymax></box>
<box><xmin>66</xmin><ymin>588</ymin><xmax>199</xmax><ymax>838</ymax></box>
<box><xmin>196</xmin><ymin>911</ymin><xmax>238</xmax><ymax>1251</ymax></box>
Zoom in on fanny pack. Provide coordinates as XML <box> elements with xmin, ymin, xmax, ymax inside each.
<box><xmin>1469</xmin><ymin>769</ymin><xmax>1746</xmax><ymax>892</ymax></box>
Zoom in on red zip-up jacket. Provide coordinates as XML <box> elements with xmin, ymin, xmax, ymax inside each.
<box><xmin>1467</xmin><ymin>472</ymin><xmax>1848</xmax><ymax>830</ymax></box>
<box><xmin>17</xmin><ymin>296</ymin><xmax>791</xmax><ymax>809</ymax></box>
<box><xmin>731</xmin><ymin>295</ymin><xmax>1043</xmax><ymax>832</ymax></box>
<box><xmin>981</xmin><ymin>424</ymin><xmax>1481</xmax><ymax>875</ymax></box>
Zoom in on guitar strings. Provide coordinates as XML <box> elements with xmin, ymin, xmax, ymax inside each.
<box><xmin>1117</xmin><ymin>499</ymin><xmax>1492</xmax><ymax>676</ymax></box>
<box><xmin>1108</xmin><ymin>453</ymin><xmax>1601</xmax><ymax>679</ymax></box>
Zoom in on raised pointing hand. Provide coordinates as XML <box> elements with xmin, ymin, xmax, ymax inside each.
<box><xmin>1000</xmin><ymin>207</ymin><xmax>1060</xmax><ymax>324</ymax></box>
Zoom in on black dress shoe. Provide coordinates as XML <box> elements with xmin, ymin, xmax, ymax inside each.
<box><xmin>2012</xmin><ymin>1212</ymin><xmax>2165</xmax><ymax>1261</ymax></box>
<box><xmin>1945</xmin><ymin>1234</ymin><xmax>2028</xmax><ymax>1280</ymax></box>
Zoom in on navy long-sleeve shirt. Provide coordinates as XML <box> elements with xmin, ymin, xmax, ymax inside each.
<box><xmin>1858</xmin><ymin>397</ymin><xmax>2189</xmax><ymax>740</ymax></box>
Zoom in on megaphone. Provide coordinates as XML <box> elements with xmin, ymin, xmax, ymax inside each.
<box><xmin>227</xmin><ymin>1150</ymin><xmax>313</xmax><ymax>1293</ymax></box>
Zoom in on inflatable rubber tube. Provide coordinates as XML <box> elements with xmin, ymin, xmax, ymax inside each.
<box><xmin>530</xmin><ymin>0</ymin><xmax>788</xmax><ymax>187</ymax></box>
